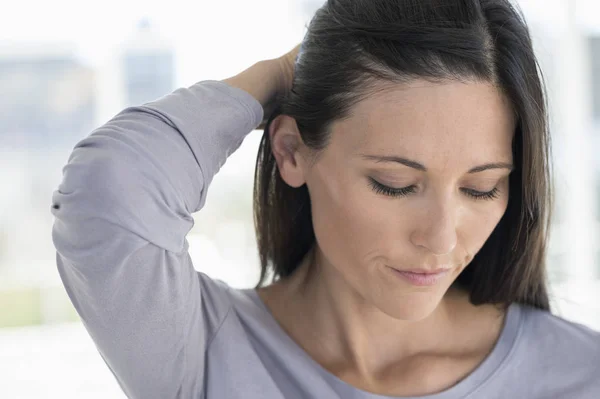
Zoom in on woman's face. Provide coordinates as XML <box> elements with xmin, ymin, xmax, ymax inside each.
<box><xmin>300</xmin><ymin>80</ymin><xmax>514</xmax><ymax>321</ymax></box>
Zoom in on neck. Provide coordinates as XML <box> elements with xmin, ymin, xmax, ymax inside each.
<box><xmin>259</xmin><ymin>246</ymin><xmax>505</xmax><ymax>381</ymax></box>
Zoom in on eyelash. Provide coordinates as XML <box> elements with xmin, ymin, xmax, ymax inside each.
<box><xmin>368</xmin><ymin>178</ymin><xmax>500</xmax><ymax>201</ymax></box>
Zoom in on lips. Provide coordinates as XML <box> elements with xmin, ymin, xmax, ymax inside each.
<box><xmin>397</xmin><ymin>267</ymin><xmax>452</xmax><ymax>275</ymax></box>
<box><xmin>386</xmin><ymin>266</ymin><xmax>451</xmax><ymax>286</ymax></box>
<box><xmin>387</xmin><ymin>265</ymin><xmax>453</xmax><ymax>275</ymax></box>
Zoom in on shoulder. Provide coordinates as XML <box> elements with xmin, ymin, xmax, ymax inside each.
<box><xmin>515</xmin><ymin>304</ymin><xmax>600</xmax><ymax>381</ymax></box>
<box><xmin>519</xmin><ymin>304</ymin><xmax>600</xmax><ymax>356</ymax></box>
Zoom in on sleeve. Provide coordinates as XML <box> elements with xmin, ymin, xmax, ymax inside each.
<box><xmin>50</xmin><ymin>80</ymin><xmax>264</xmax><ymax>398</ymax></box>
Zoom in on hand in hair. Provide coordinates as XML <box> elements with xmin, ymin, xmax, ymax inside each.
<box><xmin>223</xmin><ymin>43</ymin><xmax>301</xmax><ymax>130</ymax></box>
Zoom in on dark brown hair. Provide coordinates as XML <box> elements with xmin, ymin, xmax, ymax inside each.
<box><xmin>254</xmin><ymin>0</ymin><xmax>552</xmax><ymax>311</ymax></box>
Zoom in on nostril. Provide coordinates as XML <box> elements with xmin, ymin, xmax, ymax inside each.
<box><xmin>52</xmin><ymin>204</ymin><xmax>60</xmax><ymax>210</ymax></box>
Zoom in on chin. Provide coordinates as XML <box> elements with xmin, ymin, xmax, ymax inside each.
<box><xmin>375</xmin><ymin>290</ymin><xmax>446</xmax><ymax>322</ymax></box>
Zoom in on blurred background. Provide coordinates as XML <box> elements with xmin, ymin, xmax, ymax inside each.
<box><xmin>0</xmin><ymin>0</ymin><xmax>598</xmax><ymax>397</ymax></box>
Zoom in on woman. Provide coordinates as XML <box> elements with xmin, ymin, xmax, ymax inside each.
<box><xmin>52</xmin><ymin>0</ymin><xmax>600</xmax><ymax>398</ymax></box>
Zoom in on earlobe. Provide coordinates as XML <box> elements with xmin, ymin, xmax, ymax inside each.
<box><xmin>269</xmin><ymin>115</ymin><xmax>307</xmax><ymax>188</ymax></box>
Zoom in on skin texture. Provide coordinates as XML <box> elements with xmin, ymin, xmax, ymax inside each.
<box><xmin>259</xmin><ymin>79</ymin><xmax>516</xmax><ymax>396</ymax></box>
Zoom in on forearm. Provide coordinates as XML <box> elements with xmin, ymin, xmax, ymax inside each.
<box><xmin>222</xmin><ymin>60</ymin><xmax>282</xmax><ymax>109</ymax></box>
<box><xmin>53</xmin><ymin>81</ymin><xmax>263</xmax><ymax>258</ymax></box>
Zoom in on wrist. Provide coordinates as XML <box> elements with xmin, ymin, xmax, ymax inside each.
<box><xmin>222</xmin><ymin>60</ymin><xmax>280</xmax><ymax>109</ymax></box>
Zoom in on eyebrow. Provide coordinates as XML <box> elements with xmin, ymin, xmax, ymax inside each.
<box><xmin>360</xmin><ymin>155</ymin><xmax>514</xmax><ymax>174</ymax></box>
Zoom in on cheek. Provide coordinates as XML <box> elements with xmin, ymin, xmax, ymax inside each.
<box><xmin>308</xmin><ymin>172</ymin><xmax>390</xmax><ymax>266</ymax></box>
<box><xmin>461</xmin><ymin>198</ymin><xmax>509</xmax><ymax>259</ymax></box>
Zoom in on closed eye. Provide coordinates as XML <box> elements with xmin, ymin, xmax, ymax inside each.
<box><xmin>368</xmin><ymin>178</ymin><xmax>500</xmax><ymax>201</ymax></box>
<box><xmin>368</xmin><ymin>178</ymin><xmax>416</xmax><ymax>197</ymax></box>
<box><xmin>461</xmin><ymin>187</ymin><xmax>500</xmax><ymax>200</ymax></box>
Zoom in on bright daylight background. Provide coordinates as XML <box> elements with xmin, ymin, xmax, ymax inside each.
<box><xmin>0</xmin><ymin>0</ymin><xmax>599</xmax><ymax>397</ymax></box>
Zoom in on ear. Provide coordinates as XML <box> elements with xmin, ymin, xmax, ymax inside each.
<box><xmin>269</xmin><ymin>114</ymin><xmax>307</xmax><ymax>188</ymax></box>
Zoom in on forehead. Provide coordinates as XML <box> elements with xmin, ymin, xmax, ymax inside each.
<box><xmin>329</xmin><ymin>80</ymin><xmax>515</xmax><ymax>169</ymax></box>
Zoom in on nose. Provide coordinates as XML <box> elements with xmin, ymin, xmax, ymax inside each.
<box><xmin>410</xmin><ymin>196</ymin><xmax>458</xmax><ymax>256</ymax></box>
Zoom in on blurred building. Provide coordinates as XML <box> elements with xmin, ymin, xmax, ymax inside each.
<box><xmin>0</xmin><ymin>42</ymin><xmax>96</xmax><ymax>148</ymax></box>
<box><xmin>120</xmin><ymin>18</ymin><xmax>176</xmax><ymax>107</ymax></box>
<box><xmin>590</xmin><ymin>33</ymin><xmax>600</xmax><ymax>226</ymax></box>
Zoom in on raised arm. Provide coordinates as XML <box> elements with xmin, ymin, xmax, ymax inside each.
<box><xmin>50</xmin><ymin>51</ymin><xmax>296</xmax><ymax>398</ymax></box>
